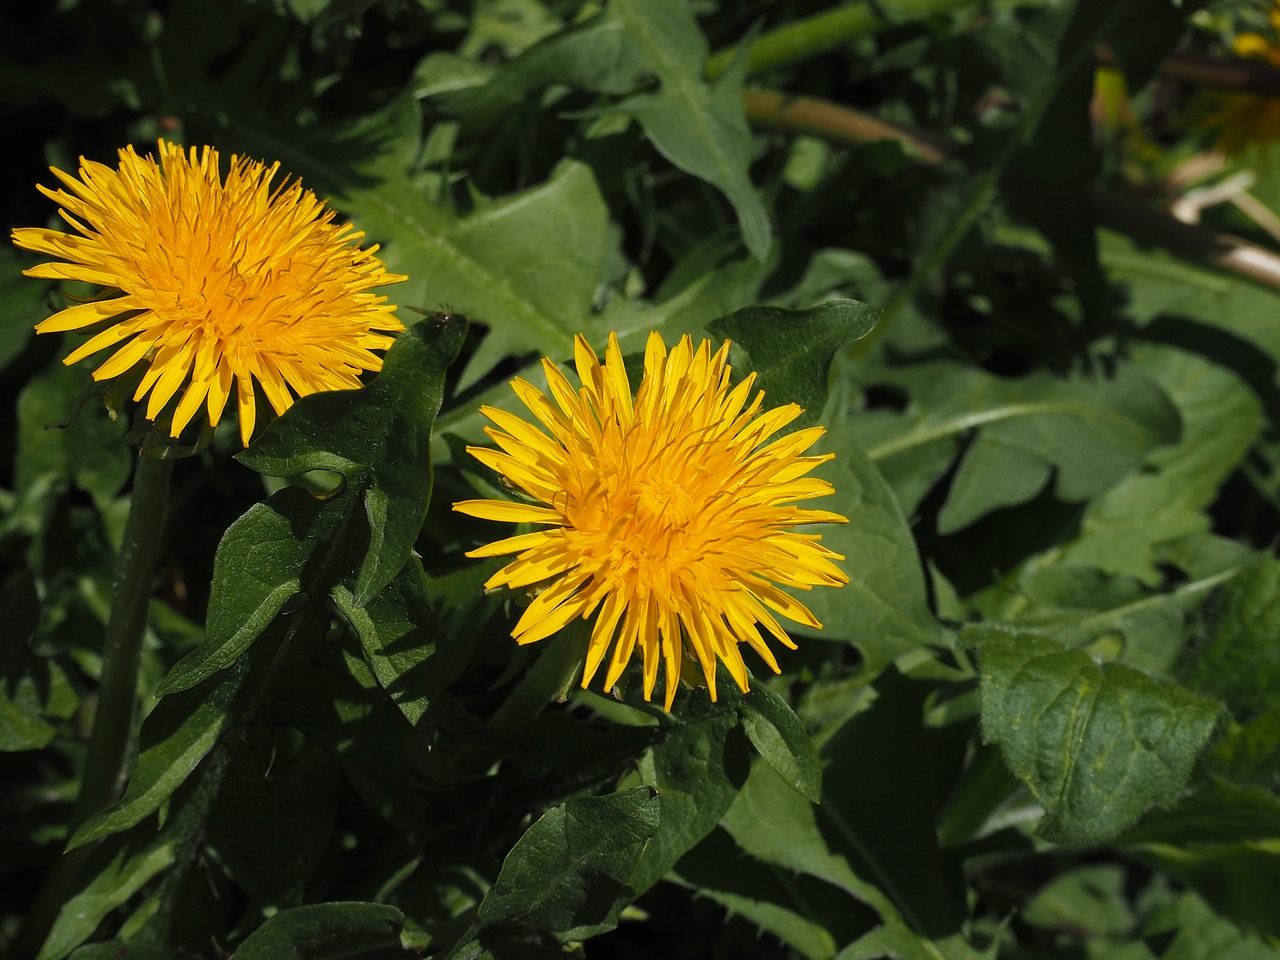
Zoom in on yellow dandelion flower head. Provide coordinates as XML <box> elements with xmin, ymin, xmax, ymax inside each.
<box><xmin>1205</xmin><ymin>1</ymin><xmax>1280</xmax><ymax>154</ymax></box>
<box><xmin>453</xmin><ymin>331</ymin><xmax>850</xmax><ymax>710</ymax></box>
<box><xmin>11</xmin><ymin>139</ymin><xmax>407</xmax><ymax>446</ymax></box>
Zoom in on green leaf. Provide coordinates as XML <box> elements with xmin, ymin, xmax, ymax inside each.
<box><xmin>740</xmin><ymin>681</ymin><xmax>823</xmax><ymax>803</ymax></box>
<box><xmin>16</xmin><ymin>359</ymin><xmax>131</xmax><ymax>514</ymax></box>
<box><xmin>673</xmin><ymin>828</ymin><xmax>873</xmax><ymax>960</ymax></box>
<box><xmin>629</xmin><ymin>703</ymin><xmax>750</xmax><ymax>893</ymax></box>
<box><xmin>474</xmin><ymin>786</ymin><xmax>660</xmax><ymax>945</ymax></box>
<box><xmin>819</xmin><ymin>669</ymin><xmax>960</xmax><ymax>939</ymax></box>
<box><xmin>154</xmin><ymin>494</ymin><xmax>311</xmax><ymax>696</ymax></box>
<box><xmin>206</xmin><ymin>730</ymin><xmax>342</xmax><ymax>910</ymax></box>
<box><xmin>708</xmin><ymin>299</ymin><xmax>882</xmax><ymax>431</ymax></box>
<box><xmin>338</xmin><ymin>557</ymin><xmax>438</xmax><ymax>734</ymax></box>
<box><xmin>995</xmin><ymin>560</ymin><xmax>1244</xmax><ymax>678</ymax></box>
<box><xmin>239</xmin><ymin>313</ymin><xmax>464</xmax><ymax>606</ymax></box>
<box><xmin>70</xmin><ymin>658</ymin><xmax>249</xmax><ymax>849</ymax></box>
<box><xmin>793</xmin><ymin>380</ymin><xmax>946</xmax><ymax>674</ymax></box>
<box><xmin>1021</xmin><ymin>865</ymin><xmax>1133</xmax><ymax>937</ymax></box>
<box><xmin>69</xmin><ymin>944</ymin><xmax>173</xmax><ymax>960</ymax></box>
<box><xmin>446</xmin><ymin>0</ymin><xmax>771</xmax><ymax>259</ymax></box>
<box><xmin>0</xmin><ymin>575</ymin><xmax>77</xmax><ymax>751</ymax></box>
<box><xmin>722</xmin><ymin>761</ymin><xmax>884</xmax><ymax>910</ymax></box>
<box><xmin>1178</xmin><ymin>555</ymin><xmax>1280</xmax><ymax>722</ymax></box>
<box><xmin>229</xmin><ymin>902</ymin><xmax>405</xmax><ymax>959</ymax></box>
<box><xmin>836</xmin><ymin>925</ymin><xmax>991</xmax><ymax>960</ymax></box>
<box><xmin>233</xmin><ymin>101</ymin><xmax>630</xmax><ymax>391</ymax></box>
<box><xmin>1154</xmin><ymin>892</ymin><xmax>1280</xmax><ymax>960</ymax></box>
<box><xmin>1120</xmin><ymin>779</ymin><xmax>1280</xmax><ymax>846</ymax></box>
<box><xmin>269</xmin><ymin>645</ymin><xmax>433</xmax><ymax>849</ymax></box>
<box><xmin>850</xmin><ymin>361</ymin><xmax>1181</xmax><ymax>532</ymax></box>
<box><xmin>39</xmin><ymin>830</ymin><xmax>177</xmax><ymax>960</ymax></box>
<box><xmin>158</xmin><ymin>318</ymin><xmax>463</xmax><ymax>695</ymax></box>
<box><xmin>963</xmin><ymin>625</ymin><xmax>1222</xmax><ymax>845</ymax></box>
<box><xmin>1056</xmin><ymin>343</ymin><xmax>1262</xmax><ymax>582</ymax></box>
<box><xmin>1136</xmin><ymin>842</ymin><xmax>1280</xmax><ymax>941</ymax></box>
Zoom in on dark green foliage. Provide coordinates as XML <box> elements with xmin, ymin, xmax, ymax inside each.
<box><xmin>4</xmin><ymin>0</ymin><xmax>1280</xmax><ymax>958</ymax></box>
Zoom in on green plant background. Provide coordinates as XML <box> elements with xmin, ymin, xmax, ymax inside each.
<box><xmin>4</xmin><ymin>0</ymin><xmax>1280</xmax><ymax>958</ymax></box>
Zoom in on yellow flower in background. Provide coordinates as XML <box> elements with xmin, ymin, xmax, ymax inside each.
<box><xmin>454</xmin><ymin>332</ymin><xmax>849</xmax><ymax>710</ymax></box>
<box><xmin>12</xmin><ymin>140</ymin><xmax>406</xmax><ymax>446</ymax></box>
<box><xmin>1206</xmin><ymin>2</ymin><xmax>1280</xmax><ymax>154</ymax></box>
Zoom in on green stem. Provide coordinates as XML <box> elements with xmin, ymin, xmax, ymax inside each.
<box><xmin>707</xmin><ymin>4</ymin><xmax>879</xmax><ymax>79</ymax></box>
<box><xmin>16</xmin><ymin>450</ymin><xmax>172</xmax><ymax>959</ymax></box>
<box><xmin>72</xmin><ymin>451</ymin><xmax>174</xmax><ymax>831</ymax></box>
<box><xmin>705</xmin><ymin>0</ymin><xmax>972</xmax><ymax>79</ymax></box>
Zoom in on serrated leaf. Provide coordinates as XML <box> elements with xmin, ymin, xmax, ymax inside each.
<box><xmin>474</xmin><ymin>786</ymin><xmax>660</xmax><ymax>945</ymax></box>
<box><xmin>964</xmin><ymin>625</ymin><xmax>1222</xmax><ymax>845</ymax></box>
<box><xmin>709</xmin><ymin>299</ymin><xmax>882</xmax><ymax>432</ymax></box>
<box><xmin>673</xmin><ymin>828</ymin><xmax>871</xmax><ymax>960</ymax></box>
<box><xmin>229</xmin><ymin>902</ymin><xmax>405</xmax><ymax>959</ymax></box>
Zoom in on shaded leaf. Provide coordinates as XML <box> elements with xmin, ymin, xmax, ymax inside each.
<box><xmin>629</xmin><ymin>703</ymin><xmax>750</xmax><ymax>893</ymax></box>
<box><xmin>158</xmin><ymin>318</ymin><xmax>463</xmax><ymax>695</ymax></box>
<box><xmin>39</xmin><ymin>829</ymin><xmax>176</xmax><ymax>960</ymax></box>
<box><xmin>446</xmin><ymin>0</ymin><xmax>770</xmax><ymax>259</ymax></box>
<box><xmin>71</xmin><ymin>658</ymin><xmax>249</xmax><ymax>848</ymax></box>
<box><xmin>474</xmin><ymin>786</ymin><xmax>660</xmax><ymax>945</ymax></box>
<box><xmin>229</xmin><ymin>902</ymin><xmax>405</xmax><ymax>959</ymax></box>
<box><xmin>1178</xmin><ymin>554</ymin><xmax>1280</xmax><ymax>722</ymax></box>
<box><xmin>339</xmin><ymin>556</ymin><xmax>438</xmax><ymax>734</ymax></box>
<box><xmin>709</xmin><ymin>298</ymin><xmax>882</xmax><ymax>431</ymax></box>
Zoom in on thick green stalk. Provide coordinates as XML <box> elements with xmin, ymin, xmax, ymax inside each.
<box><xmin>71</xmin><ymin>451</ymin><xmax>174</xmax><ymax>831</ymax></box>
<box><xmin>705</xmin><ymin>0</ymin><xmax>972</xmax><ymax>79</ymax></box>
<box><xmin>16</xmin><ymin>450</ymin><xmax>173</xmax><ymax>959</ymax></box>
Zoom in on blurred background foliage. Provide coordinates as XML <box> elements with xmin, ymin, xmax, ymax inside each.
<box><xmin>6</xmin><ymin>0</ymin><xmax>1280</xmax><ymax>957</ymax></box>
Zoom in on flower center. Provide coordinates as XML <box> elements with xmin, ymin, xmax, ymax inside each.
<box><xmin>634</xmin><ymin>477</ymin><xmax>696</xmax><ymax>531</ymax></box>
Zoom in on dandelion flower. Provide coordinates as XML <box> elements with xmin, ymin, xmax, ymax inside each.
<box><xmin>1204</xmin><ymin>1</ymin><xmax>1280</xmax><ymax>154</ymax></box>
<box><xmin>12</xmin><ymin>140</ymin><xmax>406</xmax><ymax>446</ymax></box>
<box><xmin>453</xmin><ymin>332</ymin><xmax>849</xmax><ymax>710</ymax></box>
